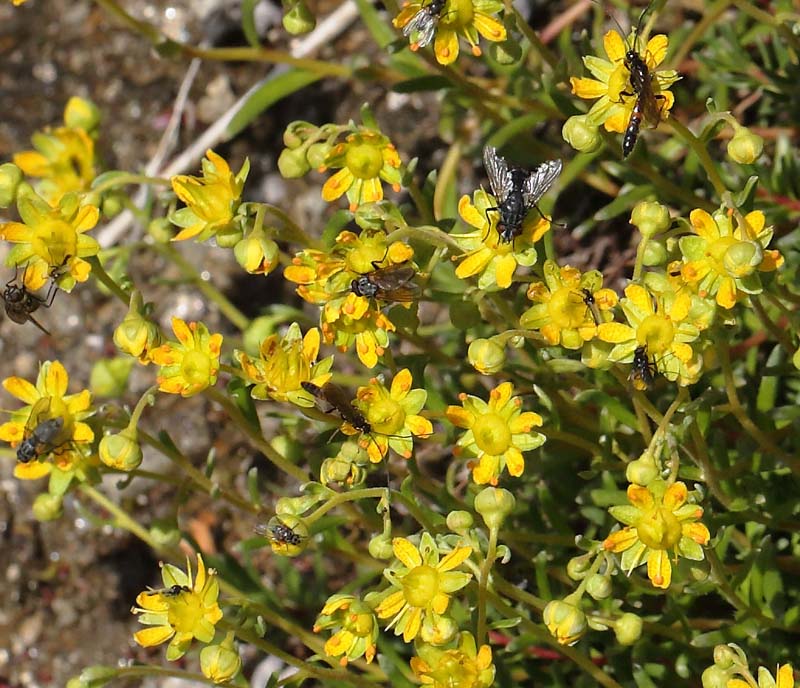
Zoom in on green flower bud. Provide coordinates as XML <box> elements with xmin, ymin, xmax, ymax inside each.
<box><xmin>566</xmin><ymin>554</ymin><xmax>592</xmax><ymax>580</ymax></box>
<box><xmin>283</xmin><ymin>0</ymin><xmax>316</xmax><ymax>35</ymax></box>
<box><xmin>283</xmin><ymin>121</ymin><xmax>317</xmax><ymax>149</ymax></box>
<box><xmin>147</xmin><ymin>217</ymin><xmax>174</xmax><ymax>242</ymax></box>
<box><xmin>626</xmin><ymin>451</ymin><xmax>660</xmax><ymax>486</ymax></box>
<box><xmin>468</xmin><ymin>337</ymin><xmax>506</xmax><ymax>375</ymax></box>
<box><xmin>368</xmin><ymin>533</ymin><xmax>394</xmax><ymax>560</ymax></box>
<box><xmin>307</xmin><ymin>141</ymin><xmax>333</xmax><ymax>170</ymax></box>
<box><xmin>200</xmin><ymin>632</ymin><xmax>242</xmax><ymax>684</ymax></box>
<box><xmin>585</xmin><ymin>573</ymin><xmax>612</xmax><ymax>600</ymax></box>
<box><xmin>101</xmin><ymin>192</ymin><xmax>125</xmax><ymax>219</ymax></box>
<box><xmin>727</xmin><ymin>126</ymin><xmax>763</xmax><ymax>164</ymax></box>
<box><xmin>64</xmin><ymin>96</ymin><xmax>101</xmax><ymax>133</ymax></box>
<box><xmin>234</xmin><ymin>232</ymin><xmax>279</xmax><ymax>275</ymax></box>
<box><xmin>713</xmin><ymin>643</ymin><xmax>746</xmax><ymax>669</ymax></box>
<box><xmin>474</xmin><ymin>487</ymin><xmax>515</xmax><ymax>531</ymax></box>
<box><xmin>33</xmin><ymin>493</ymin><xmax>64</xmax><ymax>522</ymax></box>
<box><xmin>488</xmin><ymin>39</ymin><xmax>522</xmax><ymax>65</ymax></box>
<box><xmin>793</xmin><ymin>344</ymin><xmax>800</xmax><ymax>371</ymax></box>
<box><xmin>543</xmin><ymin>599</ymin><xmax>587</xmax><ymax>646</ymax></box>
<box><xmin>614</xmin><ymin>612</ymin><xmax>643</xmax><ymax>645</ymax></box>
<box><xmin>420</xmin><ymin>612</ymin><xmax>458</xmax><ymax>645</ymax></box>
<box><xmin>642</xmin><ymin>239</ymin><xmax>667</xmax><ymax>266</ymax></box>
<box><xmin>321</xmin><ymin>455</ymin><xmax>367</xmax><ymax>488</ymax></box>
<box><xmin>278</xmin><ymin>147</ymin><xmax>312</xmax><ymax>178</ymax></box>
<box><xmin>149</xmin><ymin>518</ymin><xmax>182</xmax><ymax>549</ymax></box>
<box><xmin>0</xmin><ymin>163</ymin><xmax>23</xmax><ymax>208</ymax></box>
<box><xmin>113</xmin><ymin>292</ymin><xmax>162</xmax><ymax>363</ymax></box>
<box><xmin>702</xmin><ymin>665</ymin><xmax>732</xmax><ymax>688</ymax></box>
<box><xmin>215</xmin><ymin>223</ymin><xmax>243</xmax><ymax>249</ymax></box>
<box><xmin>724</xmin><ymin>240</ymin><xmax>762</xmax><ymax>278</ymax></box>
<box><xmin>758</xmin><ymin>667</ymin><xmax>777</xmax><ymax>688</ymax></box>
<box><xmin>99</xmin><ymin>428</ymin><xmax>143</xmax><ymax>471</ymax></box>
<box><xmin>562</xmin><ymin>115</ymin><xmax>602</xmax><ymax>153</ymax></box>
<box><xmin>90</xmin><ymin>357</ymin><xmax>135</xmax><ymax>398</ymax></box>
<box><xmin>631</xmin><ymin>201</ymin><xmax>671</xmax><ymax>239</ymax></box>
<box><xmin>70</xmin><ymin>665</ymin><xmax>118</xmax><ymax>688</ymax></box>
<box><xmin>260</xmin><ymin>514</ymin><xmax>309</xmax><ymax>557</ymax></box>
<box><xmin>446</xmin><ymin>510</ymin><xmax>474</xmax><ymax>533</ymax></box>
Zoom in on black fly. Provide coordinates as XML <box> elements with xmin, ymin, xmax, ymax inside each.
<box><xmin>400</xmin><ymin>0</ymin><xmax>447</xmax><ymax>50</ymax></box>
<box><xmin>580</xmin><ymin>288</ymin><xmax>602</xmax><ymax>325</ymax></box>
<box><xmin>350</xmin><ymin>263</ymin><xmax>421</xmax><ymax>303</ymax></box>
<box><xmin>2</xmin><ymin>270</ymin><xmax>58</xmax><ymax>335</ymax></box>
<box><xmin>145</xmin><ymin>584</ymin><xmax>191</xmax><ymax>597</ymax></box>
<box><xmin>629</xmin><ymin>345</ymin><xmax>657</xmax><ymax>391</ymax></box>
<box><xmin>255</xmin><ymin>520</ymin><xmax>305</xmax><ymax>547</ymax></box>
<box><xmin>483</xmin><ymin>146</ymin><xmax>562</xmax><ymax>244</ymax></box>
<box><xmin>16</xmin><ymin>399</ymin><xmax>66</xmax><ymax>463</ymax></box>
<box><xmin>301</xmin><ymin>381</ymin><xmax>373</xmax><ymax>435</ymax></box>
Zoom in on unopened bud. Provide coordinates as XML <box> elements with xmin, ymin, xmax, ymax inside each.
<box><xmin>474</xmin><ymin>487</ymin><xmax>515</xmax><ymax>531</ymax></box>
<box><xmin>283</xmin><ymin>1</ymin><xmax>316</xmax><ymax>35</ymax></box>
<box><xmin>33</xmin><ymin>493</ymin><xmax>64</xmax><ymax>522</ymax></box>
<box><xmin>64</xmin><ymin>96</ymin><xmax>101</xmax><ymax>133</ymax></box>
<box><xmin>562</xmin><ymin>115</ymin><xmax>602</xmax><ymax>153</ymax></box>
<box><xmin>468</xmin><ymin>337</ymin><xmax>506</xmax><ymax>375</ymax></box>
<box><xmin>631</xmin><ymin>201</ymin><xmax>671</xmax><ymax>239</ymax></box>
<box><xmin>614</xmin><ymin>612</ymin><xmax>643</xmax><ymax>645</ymax></box>
<box><xmin>0</xmin><ymin>163</ymin><xmax>23</xmax><ymax>208</ymax></box>
<box><xmin>727</xmin><ymin>126</ymin><xmax>763</xmax><ymax>164</ymax></box>
<box><xmin>99</xmin><ymin>428</ymin><xmax>143</xmax><ymax>471</ymax></box>
<box><xmin>200</xmin><ymin>632</ymin><xmax>242</xmax><ymax>683</ymax></box>
<box><xmin>278</xmin><ymin>147</ymin><xmax>312</xmax><ymax>178</ymax></box>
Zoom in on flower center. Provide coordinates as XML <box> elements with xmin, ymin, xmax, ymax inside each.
<box><xmin>366</xmin><ymin>397</ymin><xmax>405</xmax><ymax>435</ymax></box>
<box><xmin>430</xmin><ymin>651</ymin><xmax>479</xmax><ymax>688</ymax></box>
<box><xmin>181</xmin><ymin>350</ymin><xmax>213</xmax><ymax>386</ymax></box>
<box><xmin>168</xmin><ymin>593</ymin><xmax>205</xmax><ymax>634</ymax></box>
<box><xmin>636</xmin><ymin>505</ymin><xmax>682</xmax><ymax>550</ymax></box>
<box><xmin>33</xmin><ymin>218</ymin><xmax>78</xmax><ymax>266</ymax></box>
<box><xmin>345</xmin><ymin>142</ymin><xmax>384</xmax><ymax>180</ymax></box>
<box><xmin>637</xmin><ymin>314</ymin><xmax>674</xmax><ymax>356</ymax></box>
<box><xmin>403</xmin><ymin>564</ymin><xmax>440</xmax><ymax>607</ymax></box>
<box><xmin>472</xmin><ymin>412</ymin><xmax>512</xmax><ymax>455</ymax></box>
<box><xmin>548</xmin><ymin>287</ymin><xmax>588</xmax><ymax>329</ymax></box>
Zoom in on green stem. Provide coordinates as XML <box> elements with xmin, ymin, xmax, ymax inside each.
<box><xmin>434</xmin><ymin>141</ymin><xmax>462</xmax><ymax>221</ymax></box>
<box><xmin>151</xmin><ymin>243</ymin><xmax>251</xmax><ymax>331</ymax></box>
<box><xmin>304</xmin><ymin>487</ymin><xmax>389</xmax><ymax>526</ymax></box>
<box><xmin>105</xmin><ymin>666</ymin><xmax>220</xmax><ymax>685</ymax></box>
<box><xmin>750</xmin><ymin>294</ymin><xmax>794</xmax><ymax>354</ymax></box>
<box><xmin>476</xmin><ymin>526</ymin><xmax>498</xmax><ymax>645</ymax></box>
<box><xmin>668</xmin><ymin>118</ymin><xmax>727</xmax><ymax>199</ymax></box>
<box><xmin>87</xmin><ymin>255</ymin><xmax>131</xmax><ymax>305</ymax></box>
<box><xmin>667</xmin><ymin>0</ymin><xmax>730</xmax><ymax>71</ymax></box>
<box><xmin>92</xmin><ymin>173</ymin><xmax>171</xmax><ymax>195</ymax></box>
<box><xmin>261</xmin><ymin>203</ymin><xmax>320</xmax><ymax>249</ymax></box>
<box><xmin>205</xmin><ymin>387</ymin><xmax>309</xmax><ymax>483</ymax></box>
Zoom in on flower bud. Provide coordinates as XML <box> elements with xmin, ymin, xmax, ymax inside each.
<box><xmin>113</xmin><ymin>292</ymin><xmax>163</xmax><ymax>363</ymax></box>
<box><xmin>261</xmin><ymin>514</ymin><xmax>309</xmax><ymax>557</ymax></box>
<box><xmin>33</xmin><ymin>493</ymin><xmax>64</xmax><ymax>522</ymax></box>
<box><xmin>69</xmin><ymin>665</ymin><xmax>118</xmax><ymax>688</ymax></box>
<box><xmin>713</xmin><ymin>643</ymin><xmax>746</xmax><ymax>669</ymax></box>
<box><xmin>283</xmin><ymin>0</ymin><xmax>316</xmax><ymax>35</ymax></box>
<box><xmin>147</xmin><ymin>217</ymin><xmax>174</xmax><ymax>242</ymax></box>
<box><xmin>488</xmin><ymin>39</ymin><xmax>522</xmax><ymax>65</ymax></box>
<box><xmin>307</xmin><ymin>141</ymin><xmax>333</xmax><ymax>170</ymax></box>
<box><xmin>64</xmin><ymin>96</ymin><xmax>101</xmax><ymax>133</ymax></box>
<box><xmin>585</xmin><ymin>573</ymin><xmax>612</xmax><ymax>600</ymax></box>
<box><xmin>420</xmin><ymin>612</ymin><xmax>457</xmax><ymax>645</ymax></box>
<box><xmin>542</xmin><ymin>599</ymin><xmax>587</xmax><ymax>646</ymax></box>
<box><xmin>278</xmin><ymin>147</ymin><xmax>312</xmax><ymax>178</ymax></box>
<box><xmin>0</xmin><ymin>162</ymin><xmax>23</xmax><ymax>208</ymax></box>
<box><xmin>562</xmin><ymin>115</ymin><xmax>602</xmax><ymax>153</ymax></box>
<box><xmin>642</xmin><ymin>239</ymin><xmax>667</xmax><ymax>266</ymax></box>
<box><xmin>631</xmin><ymin>201</ymin><xmax>671</xmax><ymax>239</ymax></box>
<box><xmin>234</xmin><ymin>231</ymin><xmax>279</xmax><ymax>275</ymax></box>
<box><xmin>702</xmin><ymin>665</ymin><xmax>732</xmax><ymax>688</ymax></box>
<box><xmin>215</xmin><ymin>223</ymin><xmax>243</xmax><ymax>249</ymax></box>
<box><xmin>614</xmin><ymin>612</ymin><xmax>643</xmax><ymax>645</ymax></box>
<box><xmin>566</xmin><ymin>554</ymin><xmax>592</xmax><ymax>580</ymax></box>
<box><xmin>90</xmin><ymin>357</ymin><xmax>135</xmax><ymax>398</ymax></box>
<box><xmin>724</xmin><ymin>240</ymin><xmax>762</xmax><ymax>278</ymax></box>
<box><xmin>149</xmin><ymin>518</ymin><xmax>182</xmax><ymax>549</ymax></box>
<box><xmin>283</xmin><ymin>121</ymin><xmax>316</xmax><ymax>149</ymax></box>
<box><xmin>626</xmin><ymin>451</ymin><xmax>660</xmax><ymax>486</ymax></box>
<box><xmin>200</xmin><ymin>632</ymin><xmax>242</xmax><ymax>683</ymax></box>
<box><xmin>446</xmin><ymin>510</ymin><xmax>474</xmax><ymax>533</ymax></box>
<box><xmin>99</xmin><ymin>428</ymin><xmax>143</xmax><ymax>471</ymax></box>
<box><xmin>368</xmin><ymin>533</ymin><xmax>394</xmax><ymax>560</ymax></box>
<box><xmin>101</xmin><ymin>191</ymin><xmax>125</xmax><ymax>219</ymax></box>
<box><xmin>468</xmin><ymin>337</ymin><xmax>506</xmax><ymax>375</ymax></box>
<box><xmin>321</xmin><ymin>456</ymin><xmax>367</xmax><ymax>488</ymax></box>
<box><xmin>757</xmin><ymin>667</ymin><xmax>777</xmax><ymax>688</ymax></box>
<box><xmin>474</xmin><ymin>487</ymin><xmax>515</xmax><ymax>531</ymax></box>
<box><xmin>727</xmin><ymin>126</ymin><xmax>763</xmax><ymax>164</ymax></box>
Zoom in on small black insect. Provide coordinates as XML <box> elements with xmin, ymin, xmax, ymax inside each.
<box><xmin>483</xmin><ymin>146</ymin><xmax>563</xmax><ymax>244</ymax></box>
<box><xmin>2</xmin><ymin>271</ymin><xmax>58</xmax><ymax>335</ymax></box>
<box><xmin>350</xmin><ymin>263</ymin><xmax>421</xmax><ymax>303</ymax></box>
<box><xmin>580</xmin><ymin>288</ymin><xmax>602</xmax><ymax>325</ymax></box>
<box><xmin>145</xmin><ymin>584</ymin><xmax>191</xmax><ymax>597</ymax></box>
<box><xmin>301</xmin><ymin>381</ymin><xmax>373</xmax><ymax>435</ymax></box>
<box><xmin>401</xmin><ymin>0</ymin><xmax>447</xmax><ymax>50</ymax></box>
<box><xmin>629</xmin><ymin>345</ymin><xmax>657</xmax><ymax>391</ymax></box>
<box><xmin>255</xmin><ymin>521</ymin><xmax>304</xmax><ymax>547</ymax></box>
<box><xmin>16</xmin><ymin>415</ymin><xmax>64</xmax><ymax>463</ymax></box>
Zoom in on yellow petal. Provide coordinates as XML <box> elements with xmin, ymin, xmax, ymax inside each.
<box><xmin>172</xmin><ymin>317</ymin><xmax>193</xmax><ymax>345</ymax></box>
<box><xmin>446</xmin><ymin>405</ymin><xmax>474</xmax><ymax>429</ymax></box>
<box><xmin>603</xmin><ymin>30</ymin><xmax>626</xmax><ymax>63</ymax></box>
<box><xmin>134</xmin><ymin>626</ymin><xmax>175</xmax><ymax>647</ymax></box>
<box><xmin>603</xmin><ymin>527</ymin><xmax>638</xmax><ymax>553</ymax></box>
<box><xmin>644</xmin><ymin>34</ymin><xmax>668</xmax><ymax>69</ymax></box>
<box><xmin>406</xmin><ymin>415</ymin><xmax>433</xmax><ymax>437</ymax></box>
<box><xmin>402</xmin><ymin>606</ymin><xmax>422</xmax><ymax>642</ymax></box>
<box><xmin>683</xmin><ymin>521</ymin><xmax>710</xmax><ymax>545</ymax></box>
<box><xmin>375</xmin><ymin>589</ymin><xmax>406</xmax><ymax>618</ymax></box>
<box><xmin>3</xmin><ymin>376</ymin><xmax>39</xmax><ymax>403</ymax></box>
<box><xmin>494</xmin><ymin>254</ymin><xmax>517</xmax><ymax>289</ymax></box>
<box><xmin>663</xmin><ymin>482</ymin><xmax>688</xmax><ymax>509</ymax></box>
<box><xmin>628</xmin><ymin>484</ymin><xmax>654</xmax><ymax>509</ymax></box>
<box><xmin>458</xmin><ymin>194</ymin><xmax>487</xmax><ymax>230</ymax></box>
<box><xmin>321</xmin><ymin>168</ymin><xmax>352</xmax><ymax>202</ymax></box>
<box><xmin>393</xmin><ymin>537</ymin><xmax>422</xmax><ymax>568</ymax></box>
<box><xmin>597</xmin><ymin>322</ymin><xmax>635</xmax><ymax>344</ymax></box>
<box><xmin>437</xmin><ymin>545</ymin><xmax>472</xmax><ymax>572</ymax></box>
<box><xmin>473</xmin><ymin>12</ymin><xmax>506</xmax><ymax>42</ymax></box>
<box><xmin>647</xmin><ymin>549</ymin><xmax>672</xmax><ymax>589</ymax></box>
<box><xmin>625</xmin><ymin>284</ymin><xmax>654</xmax><ymax>313</ymax></box>
<box><xmin>776</xmin><ymin>664</ymin><xmax>794</xmax><ymax>688</ymax></box>
<box><xmin>570</xmin><ymin>77</ymin><xmax>608</xmax><ymax>100</ymax></box>
<box><xmin>390</xmin><ymin>368</ymin><xmax>412</xmax><ymax>398</ymax></box>
<box><xmin>456</xmin><ymin>248</ymin><xmax>492</xmax><ymax>279</ymax></box>
<box><xmin>505</xmin><ymin>446</ymin><xmax>525</xmax><ymax>477</ymax></box>
<box><xmin>689</xmin><ymin>208</ymin><xmax>718</xmax><ymax>240</ymax></box>
<box><xmin>361</xmin><ymin>177</ymin><xmax>383</xmax><ymax>204</ymax></box>
<box><xmin>14</xmin><ymin>461</ymin><xmax>52</xmax><ymax>480</ymax></box>
<box><xmin>716</xmin><ymin>278</ymin><xmax>738</xmax><ymax>309</ymax></box>
<box><xmin>43</xmin><ymin>361</ymin><xmax>69</xmax><ymax>397</ymax></box>
<box><xmin>433</xmin><ymin>28</ymin><xmax>459</xmax><ymax>66</ymax></box>
<box><xmin>604</xmin><ymin>109</ymin><xmax>630</xmax><ymax>134</ymax></box>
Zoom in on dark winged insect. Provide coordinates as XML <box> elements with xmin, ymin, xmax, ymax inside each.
<box><xmin>629</xmin><ymin>345</ymin><xmax>657</xmax><ymax>391</ymax></box>
<box><xmin>483</xmin><ymin>146</ymin><xmax>563</xmax><ymax>244</ymax></box>
<box><xmin>603</xmin><ymin>1</ymin><xmax>667</xmax><ymax>157</ymax></box>
<box><xmin>580</xmin><ymin>288</ymin><xmax>602</xmax><ymax>325</ymax></box>
<box><xmin>350</xmin><ymin>262</ymin><xmax>421</xmax><ymax>304</ymax></box>
<box><xmin>255</xmin><ymin>520</ymin><xmax>305</xmax><ymax>547</ymax></box>
<box><xmin>2</xmin><ymin>270</ymin><xmax>58</xmax><ymax>335</ymax></box>
<box><xmin>16</xmin><ymin>400</ymin><xmax>65</xmax><ymax>463</ymax></box>
<box><xmin>145</xmin><ymin>584</ymin><xmax>191</xmax><ymax>597</ymax></box>
<box><xmin>301</xmin><ymin>381</ymin><xmax>373</xmax><ymax>435</ymax></box>
<box><xmin>401</xmin><ymin>0</ymin><xmax>447</xmax><ymax>50</ymax></box>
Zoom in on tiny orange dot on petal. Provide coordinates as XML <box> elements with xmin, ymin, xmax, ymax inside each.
<box><xmin>392</xmin><ymin>183</ymin><xmax>401</xmax><ymax>192</ymax></box>
<box><xmin>349</xmin><ymin>203</ymin><xmax>358</xmax><ymax>211</ymax></box>
<box><xmin>472</xmin><ymin>46</ymin><xmax>481</xmax><ymax>56</ymax></box>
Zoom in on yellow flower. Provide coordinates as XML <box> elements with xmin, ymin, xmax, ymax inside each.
<box><xmin>170</xmin><ymin>149</ymin><xmax>249</xmax><ymax>242</ymax></box>
<box><xmin>678</xmin><ymin>208</ymin><xmax>783</xmax><ymax>309</ymax></box>
<box><xmin>151</xmin><ymin>318</ymin><xmax>223</xmax><ymax>397</ymax></box>
<box><xmin>320</xmin><ymin>131</ymin><xmax>402</xmax><ymax>212</ymax></box>
<box><xmin>411</xmin><ymin>631</ymin><xmax>495</xmax><ymax>688</ymax></box>
<box><xmin>13</xmin><ymin>100</ymin><xmax>97</xmax><ymax>204</ymax></box>
<box><xmin>570</xmin><ymin>30</ymin><xmax>680</xmax><ymax>142</ymax></box>
<box><xmin>446</xmin><ymin>381</ymin><xmax>545</xmax><ymax>485</ymax></box>
<box><xmin>452</xmin><ymin>189</ymin><xmax>549</xmax><ymax>290</ymax></box>
<box><xmin>354</xmin><ymin>368</ymin><xmax>433</xmax><ymax>463</ymax></box>
<box><xmin>131</xmin><ymin>553</ymin><xmax>224</xmax><ymax>661</ymax></box>
<box><xmin>597</xmin><ymin>283</ymin><xmax>703</xmax><ymax>387</ymax></box>
<box><xmin>520</xmin><ymin>259</ymin><xmax>617</xmax><ymax>349</ymax></box>
<box><xmin>200</xmin><ymin>632</ymin><xmax>242</xmax><ymax>683</ymax></box>
<box><xmin>375</xmin><ymin>532</ymin><xmax>472</xmax><ymax>643</ymax></box>
<box><xmin>729</xmin><ymin>664</ymin><xmax>795</xmax><ymax>688</ymax></box>
<box><xmin>603</xmin><ymin>480</ymin><xmax>710</xmax><ymax>589</ymax></box>
<box><xmin>314</xmin><ymin>594</ymin><xmax>379</xmax><ymax>666</ymax></box>
<box><xmin>0</xmin><ymin>360</ymin><xmax>94</xmax><ymax>481</ymax></box>
<box><xmin>0</xmin><ymin>187</ymin><xmax>100</xmax><ymax>291</ymax></box>
<box><xmin>235</xmin><ymin>323</ymin><xmax>333</xmax><ymax>405</ymax></box>
<box><xmin>542</xmin><ymin>598</ymin><xmax>587</xmax><ymax>646</ymax></box>
<box><xmin>394</xmin><ymin>0</ymin><xmax>506</xmax><ymax>65</ymax></box>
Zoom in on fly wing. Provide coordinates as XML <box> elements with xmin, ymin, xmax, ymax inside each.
<box><xmin>482</xmin><ymin>146</ymin><xmax>513</xmax><ymax>204</ymax></box>
<box><xmin>403</xmin><ymin>7</ymin><xmax>438</xmax><ymax>48</ymax></box>
<box><xmin>521</xmin><ymin>159</ymin><xmax>563</xmax><ymax>207</ymax></box>
<box><xmin>371</xmin><ymin>265</ymin><xmax>421</xmax><ymax>302</ymax></box>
